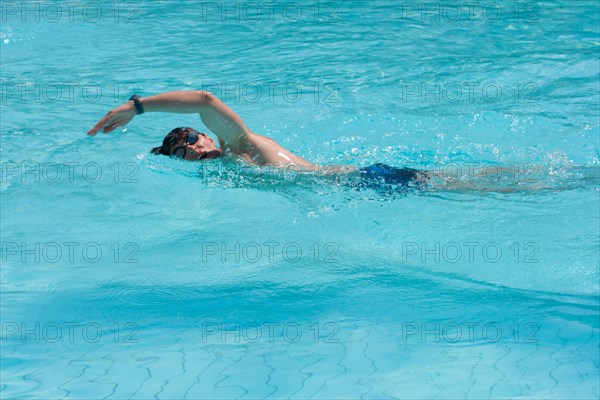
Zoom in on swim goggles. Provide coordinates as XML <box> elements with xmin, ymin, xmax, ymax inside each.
<box><xmin>172</xmin><ymin>130</ymin><xmax>204</xmax><ymax>158</ymax></box>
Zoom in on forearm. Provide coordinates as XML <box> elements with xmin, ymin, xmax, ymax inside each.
<box><xmin>139</xmin><ymin>90</ymin><xmax>212</xmax><ymax>114</ymax></box>
<box><xmin>87</xmin><ymin>89</ymin><xmax>248</xmax><ymax>139</ymax></box>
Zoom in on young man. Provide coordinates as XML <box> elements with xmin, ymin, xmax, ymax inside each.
<box><xmin>87</xmin><ymin>90</ymin><xmax>430</xmax><ymax>190</ymax></box>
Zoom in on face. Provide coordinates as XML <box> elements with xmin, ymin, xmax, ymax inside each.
<box><xmin>172</xmin><ymin>130</ymin><xmax>221</xmax><ymax>161</ymax></box>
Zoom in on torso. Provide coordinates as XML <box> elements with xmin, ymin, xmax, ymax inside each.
<box><xmin>218</xmin><ymin>131</ymin><xmax>359</xmax><ymax>175</ymax></box>
<box><xmin>220</xmin><ymin>132</ymin><xmax>311</xmax><ymax>167</ymax></box>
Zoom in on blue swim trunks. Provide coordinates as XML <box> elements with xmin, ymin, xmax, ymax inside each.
<box><xmin>358</xmin><ymin>163</ymin><xmax>429</xmax><ymax>191</ymax></box>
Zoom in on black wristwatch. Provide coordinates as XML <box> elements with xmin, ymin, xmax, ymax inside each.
<box><xmin>129</xmin><ymin>94</ymin><xmax>145</xmax><ymax>115</ymax></box>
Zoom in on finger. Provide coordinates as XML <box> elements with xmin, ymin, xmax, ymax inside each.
<box><xmin>87</xmin><ymin>123</ymin><xmax>103</xmax><ymax>136</ymax></box>
<box><xmin>88</xmin><ymin>115</ymin><xmax>111</xmax><ymax>136</ymax></box>
<box><xmin>103</xmin><ymin>123</ymin><xmax>119</xmax><ymax>134</ymax></box>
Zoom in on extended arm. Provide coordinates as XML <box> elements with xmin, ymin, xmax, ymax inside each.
<box><xmin>87</xmin><ymin>90</ymin><xmax>251</xmax><ymax>146</ymax></box>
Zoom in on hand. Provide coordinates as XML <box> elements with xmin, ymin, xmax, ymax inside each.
<box><xmin>87</xmin><ymin>102</ymin><xmax>136</xmax><ymax>135</ymax></box>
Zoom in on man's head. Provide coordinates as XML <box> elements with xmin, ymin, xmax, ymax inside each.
<box><xmin>151</xmin><ymin>127</ymin><xmax>222</xmax><ymax>161</ymax></box>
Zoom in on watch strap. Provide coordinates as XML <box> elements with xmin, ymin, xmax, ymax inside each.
<box><xmin>129</xmin><ymin>94</ymin><xmax>145</xmax><ymax>115</ymax></box>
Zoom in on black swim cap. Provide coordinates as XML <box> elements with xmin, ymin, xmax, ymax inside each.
<box><xmin>150</xmin><ymin>127</ymin><xmax>194</xmax><ymax>156</ymax></box>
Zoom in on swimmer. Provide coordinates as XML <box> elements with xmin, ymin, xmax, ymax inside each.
<box><xmin>87</xmin><ymin>90</ymin><xmax>431</xmax><ymax>191</ymax></box>
<box><xmin>90</xmin><ymin>91</ymin><xmax>591</xmax><ymax>193</ymax></box>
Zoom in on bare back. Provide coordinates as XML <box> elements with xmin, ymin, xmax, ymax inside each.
<box><xmin>217</xmin><ymin>132</ymin><xmax>314</xmax><ymax>167</ymax></box>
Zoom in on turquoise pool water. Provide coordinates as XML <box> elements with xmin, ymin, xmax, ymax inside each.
<box><xmin>1</xmin><ymin>1</ymin><xmax>599</xmax><ymax>398</ymax></box>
